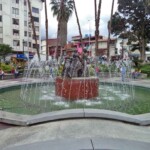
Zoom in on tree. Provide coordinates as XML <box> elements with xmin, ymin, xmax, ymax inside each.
<box><xmin>44</xmin><ymin>0</ymin><xmax>49</xmax><ymax>60</ymax></box>
<box><xmin>50</xmin><ymin>0</ymin><xmax>74</xmax><ymax>48</ymax></box>
<box><xmin>111</xmin><ymin>0</ymin><xmax>150</xmax><ymax>61</ymax></box>
<box><xmin>94</xmin><ymin>0</ymin><xmax>102</xmax><ymax>56</ymax></box>
<box><xmin>0</xmin><ymin>44</ymin><xmax>13</xmax><ymax>66</ymax></box>
<box><xmin>72</xmin><ymin>0</ymin><xmax>83</xmax><ymax>49</ymax></box>
<box><xmin>27</xmin><ymin>0</ymin><xmax>41</xmax><ymax>61</ymax></box>
<box><xmin>107</xmin><ymin>0</ymin><xmax>115</xmax><ymax>60</ymax></box>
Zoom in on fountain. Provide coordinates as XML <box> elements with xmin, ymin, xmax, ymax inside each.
<box><xmin>55</xmin><ymin>50</ymin><xmax>99</xmax><ymax>100</ymax></box>
<box><xmin>0</xmin><ymin>52</ymin><xmax>142</xmax><ymax>115</ymax></box>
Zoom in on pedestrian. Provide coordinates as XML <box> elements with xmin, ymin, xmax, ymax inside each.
<box><xmin>0</xmin><ymin>68</ymin><xmax>4</xmax><ymax>80</ymax></box>
<box><xmin>120</xmin><ymin>65</ymin><xmax>126</xmax><ymax>82</ymax></box>
<box><xmin>14</xmin><ymin>67</ymin><xmax>19</xmax><ymax>78</ymax></box>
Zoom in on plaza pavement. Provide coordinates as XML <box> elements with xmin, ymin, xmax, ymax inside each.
<box><xmin>0</xmin><ymin>77</ymin><xmax>150</xmax><ymax>150</ymax></box>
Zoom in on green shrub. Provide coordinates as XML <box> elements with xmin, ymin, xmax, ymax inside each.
<box><xmin>141</xmin><ymin>63</ymin><xmax>150</xmax><ymax>77</ymax></box>
<box><xmin>1</xmin><ymin>63</ymin><xmax>12</xmax><ymax>73</ymax></box>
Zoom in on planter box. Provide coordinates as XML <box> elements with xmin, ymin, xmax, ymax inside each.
<box><xmin>55</xmin><ymin>77</ymin><xmax>99</xmax><ymax>100</ymax></box>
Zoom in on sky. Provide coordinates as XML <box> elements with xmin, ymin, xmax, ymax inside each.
<box><xmin>41</xmin><ymin>0</ymin><xmax>118</xmax><ymax>41</ymax></box>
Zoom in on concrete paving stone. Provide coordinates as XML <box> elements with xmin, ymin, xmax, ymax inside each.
<box><xmin>3</xmin><ymin>139</ymin><xmax>93</xmax><ymax>150</ymax></box>
<box><xmin>92</xmin><ymin>138</ymin><xmax>150</xmax><ymax>150</ymax></box>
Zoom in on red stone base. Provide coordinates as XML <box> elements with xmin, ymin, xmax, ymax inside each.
<box><xmin>55</xmin><ymin>77</ymin><xmax>99</xmax><ymax>100</ymax></box>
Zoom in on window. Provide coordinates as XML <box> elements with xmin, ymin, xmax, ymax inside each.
<box><xmin>24</xmin><ymin>10</ymin><xmax>27</xmax><ymax>17</ymax></box>
<box><xmin>24</xmin><ymin>21</ymin><xmax>27</xmax><ymax>26</ymax></box>
<box><xmin>0</xmin><ymin>4</ymin><xmax>2</xmax><ymax>11</ymax></box>
<box><xmin>0</xmin><ymin>38</ymin><xmax>3</xmax><ymax>44</ymax></box>
<box><xmin>13</xmin><ymin>29</ymin><xmax>19</xmax><ymax>36</ymax></box>
<box><xmin>24</xmin><ymin>31</ymin><xmax>27</xmax><ymax>36</ymax></box>
<box><xmin>29</xmin><ymin>42</ymin><xmax>31</xmax><ymax>47</ymax></box>
<box><xmin>35</xmin><ymin>26</ymin><xmax>39</xmax><ymax>31</ymax></box>
<box><xmin>33</xmin><ymin>44</ymin><xmax>39</xmax><ymax>49</ymax></box>
<box><xmin>32</xmin><ymin>7</ymin><xmax>39</xmax><ymax>14</ymax></box>
<box><xmin>33</xmin><ymin>17</ymin><xmax>39</xmax><ymax>22</ymax></box>
<box><xmin>13</xmin><ymin>40</ymin><xmax>20</xmax><ymax>46</ymax></box>
<box><xmin>0</xmin><ymin>27</ymin><xmax>3</xmax><ymax>33</ymax></box>
<box><xmin>16</xmin><ymin>0</ymin><xmax>19</xmax><ymax>4</ymax></box>
<box><xmin>33</xmin><ymin>35</ymin><xmax>39</xmax><ymax>40</ymax></box>
<box><xmin>12</xmin><ymin>0</ymin><xmax>19</xmax><ymax>4</ymax></box>
<box><xmin>23</xmin><ymin>41</ymin><xmax>27</xmax><ymax>46</ymax></box>
<box><xmin>0</xmin><ymin>16</ymin><xmax>2</xmax><ymax>22</ymax></box>
<box><xmin>12</xmin><ymin>18</ymin><xmax>19</xmax><ymax>25</ymax></box>
<box><xmin>24</xmin><ymin>0</ymin><xmax>27</xmax><ymax>6</ymax></box>
<box><xmin>28</xmin><ymin>32</ymin><xmax>31</xmax><ymax>37</ymax></box>
<box><xmin>12</xmin><ymin>7</ymin><xmax>19</xmax><ymax>15</ymax></box>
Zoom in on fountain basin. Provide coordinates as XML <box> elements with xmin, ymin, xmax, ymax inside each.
<box><xmin>55</xmin><ymin>77</ymin><xmax>99</xmax><ymax>100</ymax></box>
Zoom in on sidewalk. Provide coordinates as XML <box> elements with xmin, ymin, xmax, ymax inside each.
<box><xmin>0</xmin><ymin>77</ymin><xmax>150</xmax><ymax>150</ymax></box>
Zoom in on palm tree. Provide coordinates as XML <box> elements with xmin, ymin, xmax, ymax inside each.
<box><xmin>72</xmin><ymin>0</ymin><xmax>83</xmax><ymax>49</ymax></box>
<box><xmin>94</xmin><ymin>0</ymin><xmax>102</xmax><ymax>56</ymax></box>
<box><xmin>44</xmin><ymin>0</ymin><xmax>49</xmax><ymax>60</ymax></box>
<box><xmin>107</xmin><ymin>0</ymin><xmax>115</xmax><ymax>60</ymax></box>
<box><xmin>50</xmin><ymin>0</ymin><xmax>74</xmax><ymax>49</ymax></box>
<box><xmin>27</xmin><ymin>0</ymin><xmax>41</xmax><ymax>61</ymax></box>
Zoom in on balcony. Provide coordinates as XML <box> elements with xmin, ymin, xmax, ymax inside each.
<box><xmin>13</xmin><ymin>34</ymin><xmax>20</xmax><ymax>39</ymax></box>
<box><xmin>13</xmin><ymin>25</ymin><xmax>19</xmax><ymax>30</ymax></box>
<box><xmin>13</xmin><ymin>46</ymin><xmax>20</xmax><ymax>51</ymax></box>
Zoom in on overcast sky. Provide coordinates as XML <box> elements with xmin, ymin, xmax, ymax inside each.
<box><xmin>41</xmin><ymin>0</ymin><xmax>118</xmax><ymax>41</ymax></box>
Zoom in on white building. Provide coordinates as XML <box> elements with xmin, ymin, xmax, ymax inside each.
<box><xmin>0</xmin><ymin>0</ymin><xmax>43</xmax><ymax>59</ymax></box>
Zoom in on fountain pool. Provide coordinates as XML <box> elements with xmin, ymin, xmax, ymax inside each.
<box><xmin>0</xmin><ymin>82</ymin><xmax>150</xmax><ymax>115</ymax></box>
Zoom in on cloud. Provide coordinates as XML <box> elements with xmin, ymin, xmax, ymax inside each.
<box><xmin>41</xmin><ymin>0</ymin><xmax>118</xmax><ymax>41</ymax></box>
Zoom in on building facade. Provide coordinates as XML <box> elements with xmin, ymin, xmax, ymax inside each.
<box><xmin>71</xmin><ymin>35</ymin><xmax>117</xmax><ymax>58</ymax></box>
<box><xmin>0</xmin><ymin>0</ymin><xmax>43</xmax><ymax>60</ymax></box>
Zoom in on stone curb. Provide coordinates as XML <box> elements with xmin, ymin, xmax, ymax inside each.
<box><xmin>0</xmin><ymin>109</ymin><xmax>150</xmax><ymax>126</ymax></box>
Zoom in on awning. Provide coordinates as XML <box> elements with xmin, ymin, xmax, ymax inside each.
<box><xmin>17</xmin><ymin>54</ymin><xmax>28</xmax><ymax>60</ymax></box>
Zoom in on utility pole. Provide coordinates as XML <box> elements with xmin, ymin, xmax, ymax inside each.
<box><xmin>22</xmin><ymin>40</ymin><xmax>25</xmax><ymax>54</ymax></box>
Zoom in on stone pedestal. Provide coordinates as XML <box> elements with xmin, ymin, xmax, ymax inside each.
<box><xmin>55</xmin><ymin>77</ymin><xmax>99</xmax><ymax>100</ymax></box>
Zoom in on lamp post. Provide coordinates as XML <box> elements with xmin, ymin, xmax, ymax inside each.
<box><xmin>22</xmin><ymin>39</ymin><xmax>25</xmax><ymax>55</ymax></box>
<box><xmin>88</xmin><ymin>19</ymin><xmax>91</xmax><ymax>47</ymax></box>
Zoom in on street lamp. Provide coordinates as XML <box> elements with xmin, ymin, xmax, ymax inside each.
<box><xmin>22</xmin><ymin>39</ymin><xmax>25</xmax><ymax>55</ymax></box>
<box><xmin>88</xmin><ymin>19</ymin><xmax>91</xmax><ymax>47</ymax></box>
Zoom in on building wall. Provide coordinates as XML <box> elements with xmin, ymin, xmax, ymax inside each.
<box><xmin>41</xmin><ymin>40</ymin><xmax>46</xmax><ymax>54</ymax></box>
<box><xmin>0</xmin><ymin>0</ymin><xmax>43</xmax><ymax>57</ymax></box>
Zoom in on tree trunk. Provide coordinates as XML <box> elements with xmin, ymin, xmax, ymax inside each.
<box><xmin>94</xmin><ymin>0</ymin><xmax>98</xmax><ymax>56</ymax></box>
<box><xmin>141</xmin><ymin>38</ymin><xmax>146</xmax><ymax>61</ymax></box>
<box><xmin>73</xmin><ymin>0</ymin><xmax>83</xmax><ymax>49</ymax></box>
<box><xmin>107</xmin><ymin>0</ymin><xmax>115</xmax><ymax>60</ymax></box>
<box><xmin>27</xmin><ymin>0</ymin><xmax>40</xmax><ymax>61</ymax></box>
<box><xmin>55</xmin><ymin>0</ymin><xmax>64</xmax><ymax>60</ymax></box>
<box><xmin>94</xmin><ymin>0</ymin><xmax>102</xmax><ymax>57</ymax></box>
<box><xmin>44</xmin><ymin>0</ymin><xmax>49</xmax><ymax>61</ymax></box>
<box><xmin>140</xmin><ymin>23</ymin><xmax>146</xmax><ymax>61</ymax></box>
<box><xmin>58</xmin><ymin>20</ymin><xmax>67</xmax><ymax>47</ymax></box>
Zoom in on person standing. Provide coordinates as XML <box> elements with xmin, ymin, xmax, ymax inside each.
<box><xmin>0</xmin><ymin>68</ymin><xmax>4</xmax><ymax>80</ymax></box>
<box><xmin>120</xmin><ymin>65</ymin><xmax>126</xmax><ymax>82</ymax></box>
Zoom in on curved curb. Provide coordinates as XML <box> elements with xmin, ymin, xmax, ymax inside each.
<box><xmin>1</xmin><ymin>109</ymin><xmax>150</xmax><ymax>126</ymax></box>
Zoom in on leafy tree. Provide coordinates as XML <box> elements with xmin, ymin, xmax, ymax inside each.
<box><xmin>111</xmin><ymin>0</ymin><xmax>150</xmax><ymax>61</ymax></box>
<box><xmin>0</xmin><ymin>44</ymin><xmax>13</xmax><ymax>67</ymax></box>
<box><xmin>50</xmin><ymin>0</ymin><xmax>74</xmax><ymax>47</ymax></box>
<box><xmin>0</xmin><ymin>44</ymin><xmax>13</xmax><ymax>61</ymax></box>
